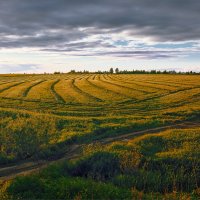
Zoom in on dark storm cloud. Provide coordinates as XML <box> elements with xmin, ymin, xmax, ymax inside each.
<box><xmin>0</xmin><ymin>29</ymin><xmax>87</xmax><ymax>48</ymax></box>
<box><xmin>74</xmin><ymin>50</ymin><xmax>180</xmax><ymax>59</ymax></box>
<box><xmin>0</xmin><ymin>0</ymin><xmax>200</xmax><ymax>53</ymax></box>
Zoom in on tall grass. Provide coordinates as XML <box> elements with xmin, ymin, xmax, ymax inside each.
<box><xmin>0</xmin><ymin>74</ymin><xmax>200</xmax><ymax>199</ymax></box>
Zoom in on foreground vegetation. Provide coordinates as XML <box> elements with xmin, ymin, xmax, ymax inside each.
<box><xmin>0</xmin><ymin>74</ymin><xmax>200</xmax><ymax>199</ymax></box>
<box><xmin>1</xmin><ymin>128</ymin><xmax>199</xmax><ymax>199</ymax></box>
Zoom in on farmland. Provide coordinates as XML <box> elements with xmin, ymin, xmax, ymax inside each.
<box><xmin>0</xmin><ymin>73</ymin><xmax>200</xmax><ymax>199</ymax></box>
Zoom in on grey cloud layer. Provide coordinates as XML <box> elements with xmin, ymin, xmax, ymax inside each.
<box><xmin>0</xmin><ymin>0</ymin><xmax>200</xmax><ymax>58</ymax></box>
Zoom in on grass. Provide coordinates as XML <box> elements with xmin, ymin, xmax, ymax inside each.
<box><xmin>0</xmin><ymin>73</ymin><xmax>199</xmax><ymax>199</ymax></box>
<box><xmin>3</xmin><ymin>128</ymin><xmax>200</xmax><ymax>199</ymax></box>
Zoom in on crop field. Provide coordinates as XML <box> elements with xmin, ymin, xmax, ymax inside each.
<box><xmin>0</xmin><ymin>73</ymin><xmax>200</xmax><ymax>199</ymax></box>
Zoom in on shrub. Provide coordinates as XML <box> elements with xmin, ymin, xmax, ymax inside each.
<box><xmin>7</xmin><ymin>176</ymin><xmax>45</xmax><ymax>199</ymax></box>
<box><xmin>72</xmin><ymin>152</ymin><xmax>120</xmax><ymax>180</ymax></box>
<box><xmin>0</xmin><ymin>116</ymin><xmax>59</xmax><ymax>160</ymax></box>
<box><xmin>7</xmin><ymin>176</ymin><xmax>132</xmax><ymax>199</ymax></box>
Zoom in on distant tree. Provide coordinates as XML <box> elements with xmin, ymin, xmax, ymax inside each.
<box><xmin>150</xmin><ymin>70</ymin><xmax>156</xmax><ymax>74</ymax></box>
<box><xmin>115</xmin><ymin>68</ymin><xmax>119</xmax><ymax>74</ymax></box>
<box><xmin>109</xmin><ymin>68</ymin><xmax>114</xmax><ymax>74</ymax></box>
<box><xmin>163</xmin><ymin>70</ymin><xmax>167</xmax><ymax>74</ymax></box>
<box><xmin>83</xmin><ymin>70</ymin><xmax>89</xmax><ymax>74</ymax></box>
<box><xmin>70</xmin><ymin>70</ymin><xmax>76</xmax><ymax>73</ymax></box>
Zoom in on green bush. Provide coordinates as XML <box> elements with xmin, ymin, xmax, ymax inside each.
<box><xmin>7</xmin><ymin>176</ymin><xmax>132</xmax><ymax>200</ymax></box>
<box><xmin>0</xmin><ymin>116</ymin><xmax>59</xmax><ymax>161</ymax></box>
<box><xmin>7</xmin><ymin>176</ymin><xmax>45</xmax><ymax>199</ymax></box>
<box><xmin>72</xmin><ymin>152</ymin><xmax>120</xmax><ymax>180</ymax></box>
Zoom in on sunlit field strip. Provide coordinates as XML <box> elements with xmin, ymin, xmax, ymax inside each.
<box><xmin>104</xmin><ymin>75</ymin><xmax>156</xmax><ymax>100</ymax></box>
<box><xmin>123</xmin><ymin>75</ymin><xmax>193</xmax><ymax>88</ymax></box>
<box><xmin>116</xmin><ymin>75</ymin><xmax>178</xmax><ymax>91</ymax></box>
<box><xmin>106</xmin><ymin>75</ymin><xmax>154</xmax><ymax>94</ymax></box>
<box><xmin>0</xmin><ymin>81</ymin><xmax>26</xmax><ymax>94</ymax></box>
<box><xmin>121</xmin><ymin>74</ymin><xmax>200</xmax><ymax>87</ymax></box>
<box><xmin>73</xmin><ymin>78</ymin><xmax>104</xmax><ymax>103</ymax></box>
<box><xmin>93</xmin><ymin>75</ymin><xmax>100</xmax><ymax>81</ymax></box>
<box><xmin>99</xmin><ymin>75</ymin><xmax>137</xmax><ymax>99</ymax></box>
<box><xmin>0</xmin><ymin>80</ymin><xmax>45</xmax><ymax>98</ymax></box>
<box><xmin>112</xmin><ymin>75</ymin><xmax>166</xmax><ymax>94</ymax></box>
<box><xmin>138</xmin><ymin>80</ymin><xmax>191</xmax><ymax>89</ymax></box>
<box><xmin>161</xmin><ymin>75</ymin><xmax>200</xmax><ymax>86</ymax></box>
<box><xmin>78</xmin><ymin>76</ymin><xmax>127</xmax><ymax>102</ymax></box>
<box><xmin>50</xmin><ymin>80</ymin><xmax>66</xmax><ymax>103</ymax></box>
<box><xmin>0</xmin><ymin>108</ymin><xmax>155</xmax><ymax>134</ymax></box>
<box><xmin>0</xmin><ymin>74</ymin><xmax>200</xmax><ymax>109</ymax></box>
<box><xmin>87</xmin><ymin>75</ymin><xmax>133</xmax><ymax>102</ymax></box>
<box><xmin>0</xmin><ymin>101</ymin><xmax>160</xmax><ymax>120</ymax></box>
<box><xmin>0</xmin><ymin>75</ymin><xmax>198</xmax><ymax>105</ymax></box>
<box><xmin>0</xmin><ymin>81</ymin><xmax>19</xmax><ymax>91</ymax></box>
<box><xmin>124</xmin><ymin>76</ymin><xmax>185</xmax><ymax>89</ymax></box>
<box><xmin>115</xmin><ymin>74</ymin><xmax>176</xmax><ymax>88</ymax></box>
<box><xmin>159</xmin><ymin>97</ymin><xmax>200</xmax><ymax>118</ymax></box>
<box><xmin>0</xmin><ymin>75</ymin><xmax>199</xmax><ymax>129</ymax></box>
<box><xmin>55</xmin><ymin>79</ymin><xmax>96</xmax><ymax>104</ymax></box>
<box><xmin>113</xmin><ymin>75</ymin><xmax>200</xmax><ymax>103</ymax></box>
<box><xmin>77</xmin><ymin>74</ymin><xmax>91</xmax><ymax>80</ymax></box>
<box><xmin>103</xmin><ymin>77</ymin><xmax>152</xmax><ymax>100</ymax></box>
<box><xmin>26</xmin><ymin>79</ymin><xmax>57</xmax><ymax>102</ymax></box>
<box><xmin>0</xmin><ymin>96</ymin><xmax>199</xmax><ymax>131</ymax></box>
<box><xmin>54</xmin><ymin>79</ymin><xmax>75</xmax><ymax>103</ymax></box>
<box><xmin>97</xmin><ymin>75</ymin><xmax>147</xmax><ymax>100</ymax></box>
<box><xmin>0</xmin><ymin>97</ymin><xmax>192</xmax><ymax>123</ymax></box>
<box><xmin>0</xmin><ymin>91</ymin><xmax>152</xmax><ymax>118</ymax></box>
<box><xmin>158</xmin><ymin>87</ymin><xmax>200</xmax><ymax>104</ymax></box>
<box><xmin>87</xmin><ymin>76</ymin><xmax>131</xmax><ymax>101</ymax></box>
<box><xmin>0</xmin><ymin>80</ymin><xmax>17</xmax><ymax>85</ymax></box>
<box><xmin>0</xmin><ymin>100</ymin><xmax>139</xmax><ymax>118</ymax></box>
<box><xmin>23</xmin><ymin>80</ymin><xmax>46</xmax><ymax>97</ymax></box>
<box><xmin>74</xmin><ymin>77</ymin><xmax>111</xmax><ymax>102</ymax></box>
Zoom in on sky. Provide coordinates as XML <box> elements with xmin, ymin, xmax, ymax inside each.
<box><xmin>0</xmin><ymin>0</ymin><xmax>200</xmax><ymax>73</ymax></box>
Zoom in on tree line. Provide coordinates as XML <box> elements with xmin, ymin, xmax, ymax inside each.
<box><xmin>53</xmin><ymin>68</ymin><xmax>200</xmax><ymax>75</ymax></box>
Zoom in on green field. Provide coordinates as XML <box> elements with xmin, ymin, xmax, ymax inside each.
<box><xmin>0</xmin><ymin>74</ymin><xmax>200</xmax><ymax>199</ymax></box>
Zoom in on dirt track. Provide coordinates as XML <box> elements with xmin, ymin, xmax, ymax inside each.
<box><xmin>0</xmin><ymin>121</ymin><xmax>199</xmax><ymax>181</ymax></box>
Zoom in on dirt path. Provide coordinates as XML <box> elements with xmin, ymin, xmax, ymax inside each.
<box><xmin>0</xmin><ymin>145</ymin><xmax>81</xmax><ymax>181</ymax></box>
<box><xmin>101</xmin><ymin>121</ymin><xmax>200</xmax><ymax>144</ymax></box>
<box><xmin>0</xmin><ymin>121</ymin><xmax>199</xmax><ymax>181</ymax></box>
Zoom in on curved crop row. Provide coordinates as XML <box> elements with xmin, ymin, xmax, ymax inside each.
<box><xmin>50</xmin><ymin>80</ymin><xmax>66</xmax><ymax>103</ymax></box>
<box><xmin>23</xmin><ymin>80</ymin><xmax>46</xmax><ymax>97</ymax></box>
<box><xmin>0</xmin><ymin>81</ymin><xmax>25</xmax><ymax>93</ymax></box>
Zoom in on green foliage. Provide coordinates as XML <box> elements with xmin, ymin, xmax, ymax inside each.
<box><xmin>74</xmin><ymin>128</ymin><xmax>200</xmax><ymax>193</ymax></box>
<box><xmin>0</xmin><ymin>115</ymin><xmax>59</xmax><ymax>163</ymax></box>
<box><xmin>109</xmin><ymin>67</ymin><xmax>114</xmax><ymax>74</ymax></box>
<box><xmin>7</xmin><ymin>176</ymin><xmax>132</xmax><ymax>200</ymax></box>
<box><xmin>7</xmin><ymin>176</ymin><xmax>45</xmax><ymax>199</ymax></box>
<box><xmin>136</xmin><ymin>136</ymin><xmax>166</xmax><ymax>156</ymax></box>
<box><xmin>1</xmin><ymin>74</ymin><xmax>200</xmax><ymax>199</ymax></box>
<box><xmin>72</xmin><ymin>152</ymin><xmax>120</xmax><ymax>180</ymax></box>
<box><xmin>4</xmin><ymin>126</ymin><xmax>200</xmax><ymax>199</ymax></box>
